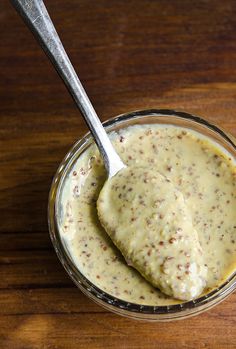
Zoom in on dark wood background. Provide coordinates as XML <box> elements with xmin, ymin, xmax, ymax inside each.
<box><xmin>1</xmin><ymin>0</ymin><xmax>236</xmax><ymax>348</ymax></box>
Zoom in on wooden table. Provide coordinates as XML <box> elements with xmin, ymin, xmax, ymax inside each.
<box><xmin>1</xmin><ymin>1</ymin><xmax>236</xmax><ymax>348</ymax></box>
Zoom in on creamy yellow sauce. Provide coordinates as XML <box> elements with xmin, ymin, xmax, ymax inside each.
<box><xmin>60</xmin><ymin>125</ymin><xmax>236</xmax><ymax>305</ymax></box>
<box><xmin>97</xmin><ymin>167</ymin><xmax>207</xmax><ymax>301</ymax></box>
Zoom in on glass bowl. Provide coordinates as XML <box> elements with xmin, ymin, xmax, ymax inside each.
<box><xmin>48</xmin><ymin>109</ymin><xmax>236</xmax><ymax>321</ymax></box>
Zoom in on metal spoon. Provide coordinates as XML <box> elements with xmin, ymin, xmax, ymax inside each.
<box><xmin>11</xmin><ymin>0</ymin><xmax>125</xmax><ymax>178</ymax></box>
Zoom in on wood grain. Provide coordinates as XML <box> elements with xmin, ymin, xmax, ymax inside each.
<box><xmin>0</xmin><ymin>0</ymin><xmax>236</xmax><ymax>348</ymax></box>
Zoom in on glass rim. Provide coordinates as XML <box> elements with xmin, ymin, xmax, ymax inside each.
<box><xmin>48</xmin><ymin>108</ymin><xmax>236</xmax><ymax>320</ymax></box>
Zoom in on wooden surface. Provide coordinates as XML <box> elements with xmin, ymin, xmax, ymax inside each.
<box><xmin>1</xmin><ymin>0</ymin><xmax>236</xmax><ymax>348</ymax></box>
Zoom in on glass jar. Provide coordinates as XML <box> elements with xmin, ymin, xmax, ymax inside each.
<box><xmin>48</xmin><ymin>109</ymin><xmax>236</xmax><ymax>321</ymax></box>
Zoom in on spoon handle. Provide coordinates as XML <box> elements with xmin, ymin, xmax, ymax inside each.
<box><xmin>11</xmin><ymin>0</ymin><xmax>125</xmax><ymax>178</ymax></box>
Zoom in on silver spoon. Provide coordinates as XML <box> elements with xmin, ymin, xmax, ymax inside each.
<box><xmin>11</xmin><ymin>0</ymin><xmax>126</xmax><ymax>178</ymax></box>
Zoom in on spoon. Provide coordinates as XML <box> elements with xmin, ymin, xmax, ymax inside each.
<box><xmin>11</xmin><ymin>0</ymin><xmax>125</xmax><ymax>179</ymax></box>
<box><xmin>11</xmin><ymin>0</ymin><xmax>207</xmax><ymax>301</ymax></box>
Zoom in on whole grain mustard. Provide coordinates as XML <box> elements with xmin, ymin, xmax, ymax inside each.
<box><xmin>97</xmin><ymin>167</ymin><xmax>207</xmax><ymax>301</ymax></box>
<box><xmin>60</xmin><ymin>125</ymin><xmax>236</xmax><ymax>305</ymax></box>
